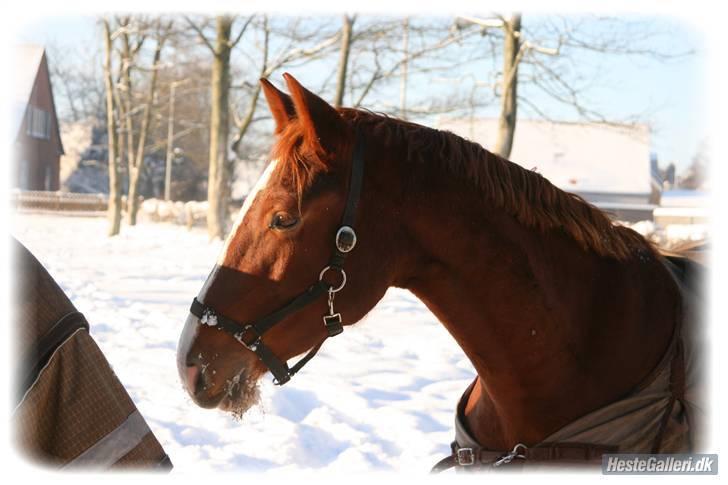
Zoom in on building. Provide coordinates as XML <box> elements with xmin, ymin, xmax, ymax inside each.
<box><xmin>437</xmin><ymin>118</ymin><xmax>655</xmax><ymax>221</ymax></box>
<box><xmin>653</xmin><ymin>189</ymin><xmax>708</xmax><ymax>226</ymax></box>
<box><xmin>12</xmin><ymin>45</ymin><xmax>64</xmax><ymax>191</ymax></box>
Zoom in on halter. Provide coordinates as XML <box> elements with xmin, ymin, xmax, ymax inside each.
<box><xmin>189</xmin><ymin>132</ymin><xmax>365</xmax><ymax>386</ymax></box>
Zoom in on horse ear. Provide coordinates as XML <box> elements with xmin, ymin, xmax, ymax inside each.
<box><xmin>283</xmin><ymin>72</ymin><xmax>346</xmax><ymax>155</ymax></box>
<box><xmin>260</xmin><ymin>78</ymin><xmax>295</xmax><ymax>134</ymax></box>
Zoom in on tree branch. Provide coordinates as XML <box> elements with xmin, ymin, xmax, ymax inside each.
<box><xmin>232</xmin><ymin>15</ymin><xmax>269</xmax><ymax>154</ymax></box>
<box><xmin>229</xmin><ymin>15</ymin><xmax>255</xmax><ymax>48</ymax></box>
<box><xmin>266</xmin><ymin>31</ymin><xmax>341</xmax><ymax>72</ymax></box>
<box><xmin>184</xmin><ymin>16</ymin><xmax>217</xmax><ymax>55</ymax></box>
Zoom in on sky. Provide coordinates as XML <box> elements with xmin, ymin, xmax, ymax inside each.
<box><xmin>13</xmin><ymin>13</ymin><xmax>707</xmax><ymax>171</ymax></box>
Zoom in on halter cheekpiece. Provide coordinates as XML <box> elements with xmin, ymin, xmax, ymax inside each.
<box><xmin>190</xmin><ymin>131</ymin><xmax>365</xmax><ymax>386</ymax></box>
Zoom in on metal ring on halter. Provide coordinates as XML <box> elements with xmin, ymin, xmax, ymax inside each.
<box><xmin>319</xmin><ymin>266</ymin><xmax>347</xmax><ymax>293</ymax></box>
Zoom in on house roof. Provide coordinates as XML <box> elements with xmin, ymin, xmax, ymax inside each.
<box><xmin>437</xmin><ymin>117</ymin><xmax>651</xmax><ymax>195</ymax></box>
<box><xmin>13</xmin><ymin>44</ymin><xmax>64</xmax><ymax>154</ymax></box>
<box><xmin>12</xmin><ymin>44</ymin><xmax>45</xmax><ymax>137</ymax></box>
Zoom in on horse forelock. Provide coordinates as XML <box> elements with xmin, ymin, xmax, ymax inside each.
<box><xmin>269</xmin><ymin>118</ymin><xmax>331</xmax><ymax>209</ymax></box>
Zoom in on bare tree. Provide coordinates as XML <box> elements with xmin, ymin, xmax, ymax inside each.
<box><xmin>493</xmin><ymin>14</ymin><xmax>521</xmax><ymax>158</ymax></box>
<box><xmin>344</xmin><ymin>18</ymin><xmax>485</xmax><ymax>111</ymax></box>
<box><xmin>678</xmin><ymin>140</ymin><xmax>708</xmax><ymax>189</ymax></box>
<box><xmin>47</xmin><ymin>43</ymin><xmax>106</xmax><ymax>124</ymax></box>
<box><xmin>114</xmin><ymin>16</ymin><xmax>146</xmax><ymax>199</ymax></box>
<box><xmin>457</xmin><ymin>14</ymin><xmax>692</xmax><ymax>158</ymax></box>
<box><xmin>126</xmin><ymin>20</ymin><xmax>174</xmax><ymax>225</ymax></box>
<box><xmin>230</xmin><ymin>16</ymin><xmax>343</xmax><ymax>157</ymax></box>
<box><xmin>333</xmin><ymin>15</ymin><xmax>355</xmax><ymax>108</ymax></box>
<box><xmin>102</xmin><ymin>19</ymin><xmax>122</xmax><ymax>236</ymax></box>
<box><xmin>230</xmin><ymin>15</ymin><xmax>269</xmax><ymax>155</ymax></box>
<box><xmin>399</xmin><ymin>17</ymin><xmax>409</xmax><ymax>119</ymax></box>
<box><xmin>187</xmin><ymin>15</ymin><xmax>253</xmax><ymax>240</ymax></box>
<box><xmin>72</xmin><ymin>14</ymin><xmax>695</xmax><ymax>238</ymax></box>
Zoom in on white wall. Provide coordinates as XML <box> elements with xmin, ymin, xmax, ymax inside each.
<box><xmin>438</xmin><ymin>118</ymin><xmax>651</xmax><ymax>195</ymax></box>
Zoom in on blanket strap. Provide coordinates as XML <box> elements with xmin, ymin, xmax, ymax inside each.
<box><xmin>651</xmin><ymin>337</ymin><xmax>686</xmax><ymax>453</ymax></box>
<box><xmin>431</xmin><ymin>440</ymin><xmax>618</xmax><ymax>473</ymax></box>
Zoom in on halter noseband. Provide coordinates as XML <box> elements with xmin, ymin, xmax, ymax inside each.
<box><xmin>189</xmin><ymin>132</ymin><xmax>365</xmax><ymax>386</ymax></box>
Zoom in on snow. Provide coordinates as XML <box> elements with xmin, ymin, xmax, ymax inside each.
<box><xmin>664</xmin><ymin>223</ymin><xmax>709</xmax><ymax>243</ymax></box>
<box><xmin>11</xmin><ymin>212</ymin><xmax>474</xmax><ymax>473</ymax></box>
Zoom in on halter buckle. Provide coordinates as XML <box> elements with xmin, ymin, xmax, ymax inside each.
<box><xmin>200</xmin><ymin>308</ymin><xmax>218</xmax><ymax>327</ymax></box>
<box><xmin>235</xmin><ymin>325</ymin><xmax>262</xmax><ymax>352</ymax></box>
<box><xmin>335</xmin><ymin>226</ymin><xmax>357</xmax><ymax>253</ymax></box>
<box><xmin>456</xmin><ymin>448</ymin><xmax>475</xmax><ymax>466</ymax></box>
<box><xmin>323</xmin><ymin>313</ymin><xmax>343</xmax><ymax>337</ymax></box>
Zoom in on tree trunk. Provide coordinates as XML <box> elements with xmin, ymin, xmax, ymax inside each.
<box><xmin>103</xmin><ymin>20</ymin><xmax>122</xmax><ymax>237</ymax></box>
<box><xmin>164</xmin><ymin>81</ymin><xmax>178</xmax><ymax>201</ymax></box>
<box><xmin>333</xmin><ymin>15</ymin><xmax>354</xmax><ymax>108</ymax></box>
<box><xmin>493</xmin><ymin>14</ymin><xmax>522</xmax><ymax>159</ymax></box>
<box><xmin>207</xmin><ymin>16</ymin><xmax>233</xmax><ymax>240</ymax></box>
<box><xmin>128</xmin><ymin>39</ymin><xmax>164</xmax><ymax>225</ymax></box>
<box><xmin>399</xmin><ymin>17</ymin><xmax>409</xmax><ymax>120</ymax></box>
<box><xmin>120</xmin><ymin>26</ymin><xmax>136</xmax><ymax>201</ymax></box>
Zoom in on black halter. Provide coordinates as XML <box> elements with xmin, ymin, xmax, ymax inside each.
<box><xmin>190</xmin><ymin>133</ymin><xmax>365</xmax><ymax>386</ymax></box>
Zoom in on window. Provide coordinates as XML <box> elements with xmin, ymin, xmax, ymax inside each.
<box><xmin>25</xmin><ymin>106</ymin><xmax>51</xmax><ymax>140</ymax></box>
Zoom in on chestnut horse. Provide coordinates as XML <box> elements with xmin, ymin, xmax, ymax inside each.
<box><xmin>177</xmin><ymin>74</ymin><xmax>696</xmax><ymax>468</ymax></box>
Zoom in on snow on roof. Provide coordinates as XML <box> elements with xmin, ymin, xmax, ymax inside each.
<box><xmin>12</xmin><ymin>44</ymin><xmax>45</xmax><ymax>137</ymax></box>
<box><xmin>660</xmin><ymin>189</ymin><xmax>709</xmax><ymax>208</ymax></box>
<box><xmin>437</xmin><ymin>117</ymin><xmax>651</xmax><ymax>195</ymax></box>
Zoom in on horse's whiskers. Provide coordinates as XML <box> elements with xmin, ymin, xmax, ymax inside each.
<box><xmin>224</xmin><ymin>373</ymin><xmax>241</xmax><ymax>397</ymax></box>
<box><xmin>219</xmin><ymin>369</ymin><xmax>261</xmax><ymax>421</ymax></box>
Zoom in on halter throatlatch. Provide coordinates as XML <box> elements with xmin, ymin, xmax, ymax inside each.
<box><xmin>190</xmin><ymin>132</ymin><xmax>365</xmax><ymax>386</ymax></box>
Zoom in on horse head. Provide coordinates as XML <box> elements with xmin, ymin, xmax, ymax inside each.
<box><xmin>177</xmin><ymin>74</ymin><xmax>406</xmax><ymax>415</ymax></box>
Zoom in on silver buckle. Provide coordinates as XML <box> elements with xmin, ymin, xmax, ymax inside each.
<box><xmin>234</xmin><ymin>325</ymin><xmax>261</xmax><ymax>352</ymax></box>
<box><xmin>335</xmin><ymin>225</ymin><xmax>357</xmax><ymax>253</ymax></box>
<box><xmin>200</xmin><ymin>308</ymin><xmax>218</xmax><ymax>327</ymax></box>
<box><xmin>456</xmin><ymin>447</ymin><xmax>475</xmax><ymax>466</ymax></box>
<box><xmin>323</xmin><ymin>313</ymin><xmax>344</xmax><ymax>337</ymax></box>
<box><xmin>493</xmin><ymin>443</ymin><xmax>527</xmax><ymax>467</ymax></box>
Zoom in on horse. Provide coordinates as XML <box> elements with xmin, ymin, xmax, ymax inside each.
<box><xmin>177</xmin><ymin>73</ymin><xmax>700</xmax><ymax>470</ymax></box>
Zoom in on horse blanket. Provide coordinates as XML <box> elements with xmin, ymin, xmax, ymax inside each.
<box><xmin>12</xmin><ymin>238</ymin><xmax>172</xmax><ymax>470</ymax></box>
<box><xmin>435</xmin><ymin>254</ymin><xmax>704</xmax><ymax>471</ymax></box>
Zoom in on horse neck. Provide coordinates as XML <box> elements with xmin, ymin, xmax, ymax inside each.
<box><xmin>384</xmin><ymin>160</ymin><xmax>678</xmax><ymax>449</ymax></box>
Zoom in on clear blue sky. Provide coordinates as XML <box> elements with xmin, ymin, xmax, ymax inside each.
<box><xmin>15</xmin><ymin>14</ymin><xmax>707</xmax><ymax>171</ymax></box>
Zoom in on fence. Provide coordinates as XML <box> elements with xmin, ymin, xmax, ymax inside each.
<box><xmin>11</xmin><ymin>190</ymin><xmax>109</xmax><ymax>213</ymax></box>
<box><xmin>10</xmin><ymin>190</ymin><xmax>236</xmax><ymax>229</ymax></box>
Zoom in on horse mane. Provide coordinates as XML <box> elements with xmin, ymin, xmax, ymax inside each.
<box><xmin>271</xmin><ymin>108</ymin><xmax>652</xmax><ymax>261</ymax></box>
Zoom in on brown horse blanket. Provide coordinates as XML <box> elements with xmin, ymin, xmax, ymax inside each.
<box><xmin>12</xmin><ymin>238</ymin><xmax>172</xmax><ymax>470</ymax></box>
<box><xmin>440</xmin><ymin>255</ymin><xmax>704</xmax><ymax>470</ymax></box>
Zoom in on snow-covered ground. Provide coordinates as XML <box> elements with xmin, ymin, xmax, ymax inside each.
<box><xmin>11</xmin><ymin>212</ymin><xmax>474</xmax><ymax>473</ymax></box>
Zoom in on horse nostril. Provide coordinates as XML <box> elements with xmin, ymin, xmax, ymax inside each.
<box><xmin>183</xmin><ymin>363</ymin><xmax>225</xmax><ymax>409</ymax></box>
<box><xmin>185</xmin><ymin>365</ymin><xmax>200</xmax><ymax>395</ymax></box>
<box><xmin>186</xmin><ymin>364</ymin><xmax>212</xmax><ymax>398</ymax></box>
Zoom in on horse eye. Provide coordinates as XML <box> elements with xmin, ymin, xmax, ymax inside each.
<box><xmin>270</xmin><ymin>212</ymin><xmax>299</xmax><ymax>230</ymax></box>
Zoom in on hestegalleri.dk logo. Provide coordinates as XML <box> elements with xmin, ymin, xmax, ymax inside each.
<box><xmin>602</xmin><ymin>454</ymin><xmax>718</xmax><ymax>475</ymax></box>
